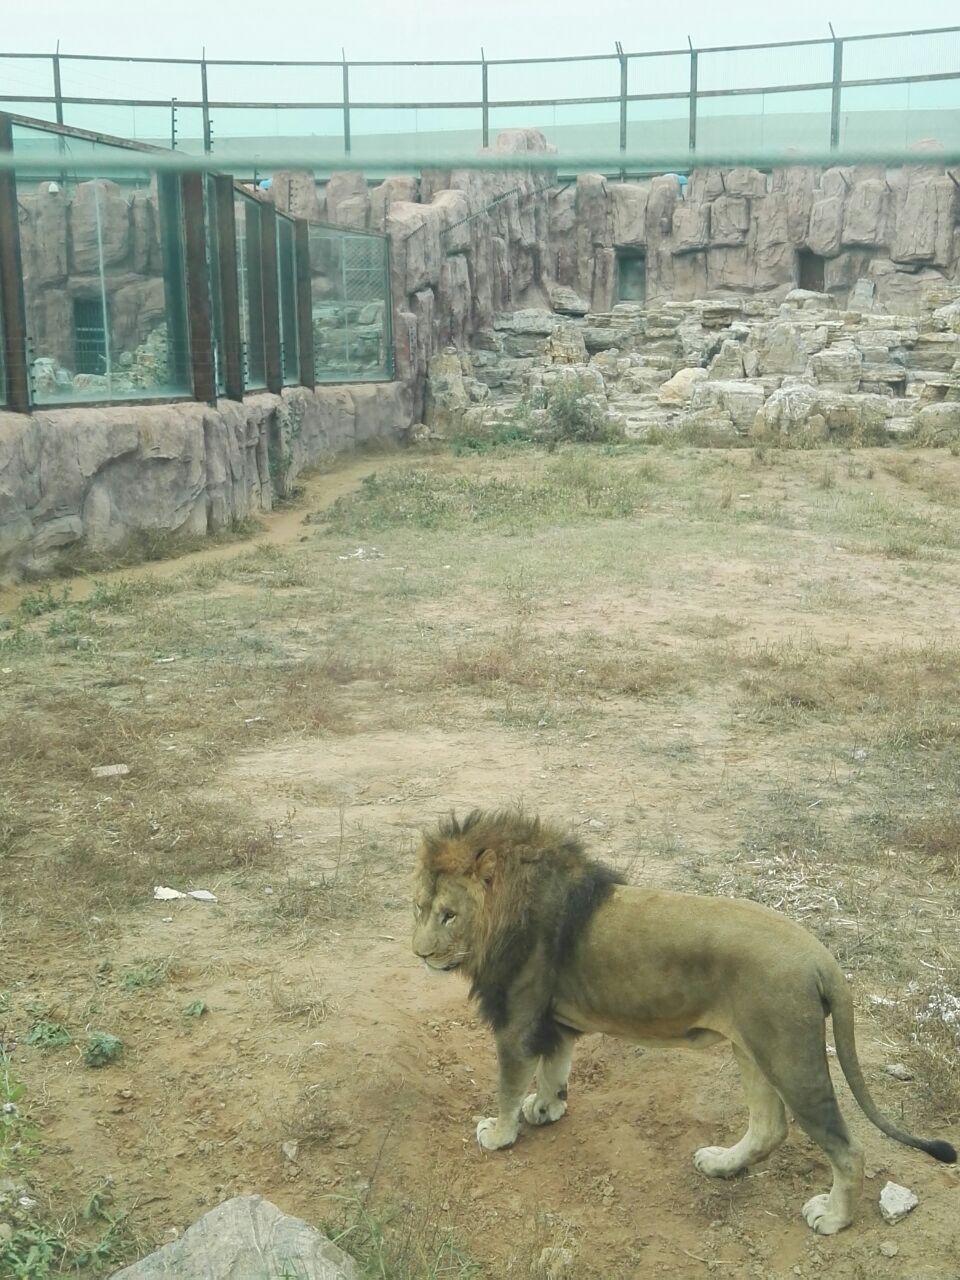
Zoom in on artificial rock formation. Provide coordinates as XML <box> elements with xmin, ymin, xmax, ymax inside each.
<box><xmin>0</xmin><ymin>382</ymin><xmax>412</xmax><ymax>581</ymax></box>
<box><xmin>282</xmin><ymin>132</ymin><xmax>959</xmax><ymax>416</ymax></box>
<box><xmin>429</xmin><ymin>289</ymin><xmax>960</xmax><ymax>447</ymax></box>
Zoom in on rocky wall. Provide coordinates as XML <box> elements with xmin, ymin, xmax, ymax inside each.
<box><xmin>274</xmin><ymin>132</ymin><xmax>960</xmax><ymax>414</ymax></box>
<box><xmin>0</xmin><ymin>382</ymin><xmax>412</xmax><ymax>582</ymax></box>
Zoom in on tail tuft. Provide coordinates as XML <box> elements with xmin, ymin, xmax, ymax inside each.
<box><xmin>922</xmin><ymin>1138</ymin><xmax>957</xmax><ymax>1164</ymax></box>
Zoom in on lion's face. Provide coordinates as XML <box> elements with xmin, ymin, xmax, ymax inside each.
<box><xmin>412</xmin><ymin>871</ymin><xmax>479</xmax><ymax>973</ymax></box>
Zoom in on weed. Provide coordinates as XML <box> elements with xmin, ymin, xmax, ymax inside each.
<box><xmin>24</xmin><ymin>1022</ymin><xmax>72</xmax><ymax>1051</ymax></box>
<box><xmin>83</xmin><ymin>1032</ymin><xmax>124</xmax><ymax>1068</ymax></box>
<box><xmin>324</xmin><ymin>1192</ymin><xmax>481</xmax><ymax>1280</ymax></box>
<box><xmin>120</xmin><ymin>959</ymin><xmax>171</xmax><ymax>992</ymax></box>
<box><xmin>183</xmin><ymin>1000</ymin><xmax>208</xmax><ymax>1019</ymax></box>
<box><xmin>19</xmin><ymin>584</ymin><xmax>69</xmax><ymax>617</ymax></box>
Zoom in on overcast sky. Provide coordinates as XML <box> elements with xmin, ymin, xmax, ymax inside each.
<box><xmin>5</xmin><ymin>0</ymin><xmax>958</xmax><ymax>60</ymax></box>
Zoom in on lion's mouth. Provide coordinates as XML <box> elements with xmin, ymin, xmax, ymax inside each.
<box><xmin>424</xmin><ymin>958</ymin><xmax>461</xmax><ymax>972</ymax></box>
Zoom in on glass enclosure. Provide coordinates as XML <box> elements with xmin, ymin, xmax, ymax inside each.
<box><xmin>234</xmin><ymin>192</ymin><xmax>266</xmax><ymax>390</ymax></box>
<box><xmin>308</xmin><ymin>224</ymin><xmax>393</xmax><ymax>383</ymax></box>
<box><xmin>0</xmin><ymin>111</ymin><xmax>396</xmax><ymax>410</ymax></box>
<box><xmin>12</xmin><ymin>122</ymin><xmax>192</xmax><ymax>403</ymax></box>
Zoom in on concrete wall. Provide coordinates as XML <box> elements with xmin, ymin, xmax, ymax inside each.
<box><xmin>0</xmin><ymin>382</ymin><xmax>412</xmax><ymax>582</ymax></box>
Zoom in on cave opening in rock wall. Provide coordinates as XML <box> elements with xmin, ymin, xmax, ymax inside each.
<box><xmin>797</xmin><ymin>250</ymin><xmax>825</xmax><ymax>293</ymax></box>
<box><xmin>616</xmin><ymin>249</ymin><xmax>646</xmax><ymax>304</ymax></box>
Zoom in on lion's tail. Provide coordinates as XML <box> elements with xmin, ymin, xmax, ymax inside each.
<box><xmin>824</xmin><ymin>967</ymin><xmax>956</xmax><ymax>1164</ymax></box>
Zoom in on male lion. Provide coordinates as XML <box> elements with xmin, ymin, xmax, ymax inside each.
<box><xmin>412</xmin><ymin>809</ymin><xmax>956</xmax><ymax>1235</ymax></box>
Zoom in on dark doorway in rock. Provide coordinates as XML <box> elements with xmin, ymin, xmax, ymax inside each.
<box><xmin>73</xmin><ymin>297</ymin><xmax>108</xmax><ymax>374</ymax></box>
<box><xmin>797</xmin><ymin>250</ymin><xmax>825</xmax><ymax>293</ymax></box>
<box><xmin>616</xmin><ymin>249</ymin><xmax>646</xmax><ymax>303</ymax></box>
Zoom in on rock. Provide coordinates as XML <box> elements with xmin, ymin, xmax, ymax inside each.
<box><xmin>368</xmin><ymin>175</ymin><xmax>419</xmax><ymax>229</ymax></box>
<box><xmin>808</xmin><ymin>342</ymin><xmax>863</xmax><ymax>392</ymax></box>
<box><xmin>689</xmin><ymin>379</ymin><xmax>765</xmax><ymax>432</ymax></box>
<box><xmin>912</xmin><ymin>402</ymin><xmax>960</xmax><ymax>443</ymax></box>
<box><xmin>879</xmin><ymin>1241</ymin><xmax>899</xmax><ymax>1258</ymax></box>
<box><xmin>657</xmin><ymin>366</ymin><xmax>708</xmax><ymax>405</ymax></box>
<box><xmin>883</xmin><ymin>1063</ymin><xmax>915</xmax><ymax>1081</ymax></box>
<box><xmin>707</xmin><ymin>339</ymin><xmax>746</xmax><ymax>380</ymax></box>
<box><xmin>842</xmin><ymin>180</ymin><xmax>890</xmax><ymax>248</ymax></box>
<box><xmin>892</xmin><ymin>174</ymin><xmax>957</xmax><ymax>266</ymax></box>
<box><xmin>610</xmin><ymin>183</ymin><xmax>647</xmax><ymax>247</ymax></box>
<box><xmin>710</xmin><ymin>195</ymin><xmax>750</xmax><ymax>247</ymax></box>
<box><xmin>849</xmin><ymin>278</ymin><xmax>876</xmax><ymax>311</ymax></box>
<box><xmin>493</xmin><ymin>309</ymin><xmax>559</xmax><ymax>336</ymax></box>
<box><xmin>807</xmin><ymin>196</ymin><xmax>844</xmax><ymax>257</ymax></box>
<box><xmin>282</xmin><ymin>1140</ymin><xmax>299</xmax><ymax>1162</ymax></box>
<box><xmin>878</xmin><ymin>1181</ymin><xmax>919</xmax><ymax>1224</ymax></box>
<box><xmin>110</xmin><ymin>1195</ymin><xmax>357</xmax><ymax>1279</ymax></box>
<box><xmin>70</xmin><ymin>180</ymin><xmax>130</xmax><ymax>272</ymax></box>
<box><xmin>323</xmin><ymin>173</ymin><xmax>369</xmax><ymax>229</ymax></box>
<box><xmin>548</xmin><ymin>285</ymin><xmax>590</xmax><ymax>316</ymax></box>
<box><xmin>672</xmin><ymin>202</ymin><xmax>710</xmax><ymax>254</ymax></box>
<box><xmin>424</xmin><ymin>350</ymin><xmax>471</xmax><ymax>431</ymax></box>
<box><xmin>545</xmin><ymin>324</ymin><xmax>588</xmax><ymax>364</ymax></box>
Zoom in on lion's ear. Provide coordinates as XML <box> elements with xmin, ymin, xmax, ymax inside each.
<box><xmin>474</xmin><ymin>848</ymin><xmax>497</xmax><ymax>886</ymax></box>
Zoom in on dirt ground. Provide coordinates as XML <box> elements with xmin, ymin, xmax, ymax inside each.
<box><xmin>2</xmin><ymin>442</ymin><xmax>959</xmax><ymax>1278</ymax></box>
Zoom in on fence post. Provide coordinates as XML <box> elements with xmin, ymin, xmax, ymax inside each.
<box><xmin>481</xmin><ymin>48</ymin><xmax>489</xmax><ymax>149</ymax></box>
<box><xmin>213</xmin><ymin>175</ymin><xmax>244</xmax><ymax>400</ymax></box>
<box><xmin>181</xmin><ymin>171</ymin><xmax>216</xmax><ymax>405</ymax></box>
<box><xmin>260</xmin><ymin>202</ymin><xmax>283</xmax><ymax>394</ymax></box>
<box><xmin>294</xmin><ymin>220</ymin><xmax>315</xmax><ymax>388</ymax></box>
<box><xmin>0</xmin><ymin>114</ymin><xmax>32</xmax><ymax>413</ymax></box>
<box><xmin>342</xmin><ymin>51</ymin><xmax>351</xmax><ymax>156</ymax></box>
<box><xmin>617</xmin><ymin>41</ymin><xmax>627</xmax><ymax>168</ymax></box>
<box><xmin>52</xmin><ymin>45</ymin><xmax>64</xmax><ymax>125</ymax></box>
<box><xmin>688</xmin><ymin>37</ymin><xmax>698</xmax><ymax>153</ymax></box>
<box><xmin>830</xmin><ymin>27</ymin><xmax>843</xmax><ymax>150</ymax></box>
<box><xmin>170</xmin><ymin>99</ymin><xmax>178</xmax><ymax>150</ymax></box>
<box><xmin>201</xmin><ymin>51</ymin><xmax>212</xmax><ymax>153</ymax></box>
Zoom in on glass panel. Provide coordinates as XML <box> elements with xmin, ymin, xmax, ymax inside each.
<box><xmin>13</xmin><ymin>124</ymin><xmax>192</xmax><ymax>405</ymax></box>
<box><xmin>58</xmin><ymin>58</ymin><xmax>201</xmax><ymax>104</ymax></box>
<box><xmin>0</xmin><ymin>287</ymin><xmax>5</xmax><ymax>406</ymax></box>
<box><xmin>349</xmin><ymin>63</ymin><xmax>476</xmax><ymax>106</ymax></box>
<box><xmin>308</xmin><ymin>225</ymin><xmax>392</xmax><ymax>383</ymax></box>
<box><xmin>206</xmin><ymin>63</ymin><xmax>343</xmax><ymax>104</ymax></box>
<box><xmin>698</xmin><ymin>42</ymin><xmax>832</xmax><ymax>94</ymax></box>
<box><xmin>350</xmin><ymin>110</ymin><xmax>482</xmax><ymax>173</ymax></box>
<box><xmin>625</xmin><ymin>99</ymin><xmax>689</xmax><ymax>158</ymax></box>
<box><xmin>839</xmin><ymin>83</ymin><xmax>960</xmax><ymax>150</ymax></box>
<box><xmin>205</xmin><ymin>176</ymin><xmax>225</xmax><ymax>395</ymax></box>
<box><xmin>487</xmin><ymin>102</ymin><xmax>620</xmax><ymax>155</ymax></box>
<box><xmin>235</xmin><ymin>193</ymin><xmax>266</xmax><ymax>389</ymax></box>
<box><xmin>843</xmin><ymin>31</ymin><xmax>960</xmax><ymax>82</ymax></box>
<box><xmin>487</xmin><ymin>58</ymin><xmax>619</xmax><ymax>104</ymax></box>
<box><xmin>277</xmin><ymin>215</ymin><xmax>300</xmax><ymax>385</ymax></box>
<box><xmin>0</xmin><ymin>55</ymin><xmax>56</xmax><ymax>100</ymax></box>
<box><xmin>697</xmin><ymin>89</ymin><xmax>832</xmax><ymax>154</ymax></box>
<box><xmin>627</xmin><ymin>53</ymin><xmax>690</xmax><ymax>98</ymax></box>
<box><xmin>60</xmin><ymin>103</ymin><xmax>178</xmax><ymax>147</ymax></box>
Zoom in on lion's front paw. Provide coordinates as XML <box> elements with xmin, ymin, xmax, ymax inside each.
<box><xmin>801</xmin><ymin>1193</ymin><xmax>852</xmax><ymax>1236</ymax></box>
<box><xmin>476</xmin><ymin>1117</ymin><xmax>519</xmax><ymax>1151</ymax></box>
<box><xmin>694</xmin><ymin>1145</ymin><xmax>742</xmax><ymax>1179</ymax></box>
<box><xmin>522</xmin><ymin>1093</ymin><xmax>568</xmax><ymax>1126</ymax></box>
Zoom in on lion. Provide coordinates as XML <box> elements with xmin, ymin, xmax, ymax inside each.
<box><xmin>411</xmin><ymin>809</ymin><xmax>956</xmax><ymax>1235</ymax></box>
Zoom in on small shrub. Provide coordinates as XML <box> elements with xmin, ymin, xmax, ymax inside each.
<box><xmin>25</xmin><ymin>1021</ymin><xmax>72</xmax><ymax>1050</ymax></box>
<box><xmin>537</xmin><ymin>376</ymin><xmax>623</xmax><ymax>447</ymax></box>
<box><xmin>19</xmin><ymin>584</ymin><xmax>69</xmax><ymax>617</ymax></box>
<box><xmin>83</xmin><ymin>1032</ymin><xmax>124</xmax><ymax>1068</ymax></box>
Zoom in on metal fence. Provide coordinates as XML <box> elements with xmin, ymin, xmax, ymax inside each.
<box><xmin>1</xmin><ymin>26</ymin><xmax>959</xmax><ymax>168</ymax></box>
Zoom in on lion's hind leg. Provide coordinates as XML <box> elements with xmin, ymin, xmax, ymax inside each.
<box><xmin>522</xmin><ymin>1029</ymin><xmax>576</xmax><ymax>1127</ymax></box>
<box><xmin>694</xmin><ymin>1044</ymin><xmax>788</xmax><ymax>1179</ymax></box>
<box><xmin>746</xmin><ymin>1030</ymin><xmax>863</xmax><ymax>1234</ymax></box>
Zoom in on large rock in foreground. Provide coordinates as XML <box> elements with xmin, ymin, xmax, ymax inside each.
<box><xmin>111</xmin><ymin>1195</ymin><xmax>357</xmax><ymax>1280</ymax></box>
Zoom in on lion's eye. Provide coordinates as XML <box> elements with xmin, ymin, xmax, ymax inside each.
<box><xmin>440</xmin><ymin>910</ymin><xmax>456</xmax><ymax>926</ymax></box>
